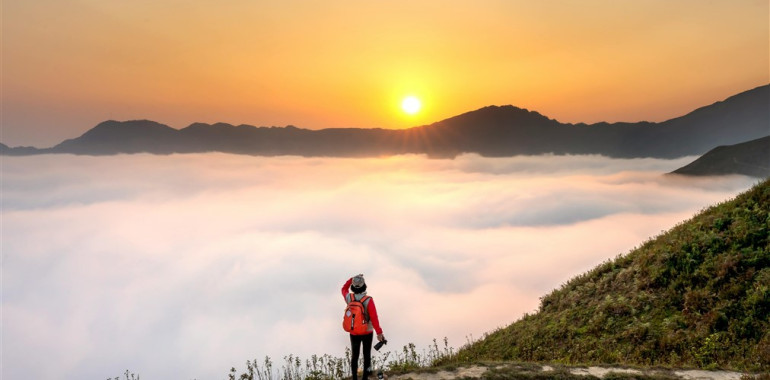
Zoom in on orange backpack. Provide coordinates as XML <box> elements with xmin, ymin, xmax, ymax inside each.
<box><xmin>343</xmin><ymin>295</ymin><xmax>371</xmax><ymax>335</ymax></box>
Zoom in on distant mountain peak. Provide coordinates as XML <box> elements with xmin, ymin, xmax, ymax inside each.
<box><xmin>93</xmin><ymin>119</ymin><xmax>167</xmax><ymax>128</ymax></box>
<box><xmin>456</xmin><ymin>104</ymin><xmax>549</xmax><ymax>119</ymax></box>
<box><xmin>82</xmin><ymin>119</ymin><xmax>175</xmax><ymax>138</ymax></box>
<box><xmin>430</xmin><ymin>104</ymin><xmax>557</xmax><ymax>130</ymax></box>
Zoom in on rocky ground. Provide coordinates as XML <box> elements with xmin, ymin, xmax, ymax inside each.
<box><xmin>387</xmin><ymin>363</ymin><xmax>753</xmax><ymax>380</ymax></box>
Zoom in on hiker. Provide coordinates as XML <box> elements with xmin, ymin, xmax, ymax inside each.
<box><xmin>342</xmin><ymin>274</ymin><xmax>385</xmax><ymax>380</ymax></box>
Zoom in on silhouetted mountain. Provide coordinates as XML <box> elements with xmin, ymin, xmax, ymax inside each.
<box><xmin>2</xmin><ymin>84</ymin><xmax>768</xmax><ymax>158</ymax></box>
<box><xmin>1</xmin><ymin>142</ymin><xmax>47</xmax><ymax>156</ymax></box>
<box><xmin>53</xmin><ymin>120</ymin><xmax>180</xmax><ymax>154</ymax></box>
<box><xmin>409</xmin><ymin>85</ymin><xmax>769</xmax><ymax>158</ymax></box>
<box><xmin>671</xmin><ymin>136</ymin><xmax>770</xmax><ymax>178</ymax></box>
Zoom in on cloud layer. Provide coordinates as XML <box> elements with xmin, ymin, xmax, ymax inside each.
<box><xmin>2</xmin><ymin>153</ymin><xmax>758</xmax><ymax>379</ymax></box>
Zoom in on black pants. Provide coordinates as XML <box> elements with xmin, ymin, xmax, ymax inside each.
<box><xmin>349</xmin><ymin>332</ymin><xmax>373</xmax><ymax>380</ymax></box>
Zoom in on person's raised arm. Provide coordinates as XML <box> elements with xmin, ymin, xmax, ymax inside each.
<box><xmin>341</xmin><ymin>277</ymin><xmax>353</xmax><ymax>300</ymax></box>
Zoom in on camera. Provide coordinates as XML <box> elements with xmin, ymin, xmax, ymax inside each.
<box><xmin>374</xmin><ymin>339</ymin><xmax>388</xmax><ymax>351</ymax></box>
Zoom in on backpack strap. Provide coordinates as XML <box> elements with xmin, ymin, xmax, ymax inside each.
<box><xmin>360</xmin><ymin>296</ymin><xmax>372</xmax><ymax>323</ymax></box>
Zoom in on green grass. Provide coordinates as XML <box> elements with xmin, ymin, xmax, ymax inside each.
<box><xmin>438</xmin><ymin>178</ymin><xmax>770</xmax><ymax>371</ymax></box>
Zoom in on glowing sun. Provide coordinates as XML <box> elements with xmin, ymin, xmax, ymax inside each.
<box><xmin>401</xmin><ymin>96</ymin><xmax>422</xmax><ymax>115</ymax></box>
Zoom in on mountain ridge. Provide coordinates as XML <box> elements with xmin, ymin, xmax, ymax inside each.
<box><xmin>3</xmin><ymin>84</ymin><xmax>768</xmax><ymax>158</ymax></box>
<box><xmin>672</xmin><ymin>136</ymin><xmax>770</xmax><ymax>178</ymax></box>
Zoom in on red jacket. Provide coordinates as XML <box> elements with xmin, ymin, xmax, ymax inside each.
<box><xmin>341</xmin><ymin>277</ymin><xmax>383</xmax><ymax>335</ymax></box>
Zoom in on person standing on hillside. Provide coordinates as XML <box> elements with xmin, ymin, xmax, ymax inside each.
<box><xmin>342</xmin><ymin>274</ymin><xmax>385</xmax><ymax>380</ymax></box>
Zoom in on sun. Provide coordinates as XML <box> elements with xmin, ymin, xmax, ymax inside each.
<box><xmin>401</xmin><ymin>96</ymin><xmax>422</xmax><ymax>115</ymax></box>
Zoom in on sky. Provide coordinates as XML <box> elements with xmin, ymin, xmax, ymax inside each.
<box><xmin>1</xmin><ymin>153</ymin><xmax>760</xmax><ymax>380</ymax></box>
<box><xmin>2</xmin><ymin>0</ymin><xmax>769</xmax><ymax>147</ymax></box>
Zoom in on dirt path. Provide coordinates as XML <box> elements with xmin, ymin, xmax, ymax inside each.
<box><xmin>387</xmin><ymin>364</ymin><xmax>749</xmax><ymax>380</ymax></box>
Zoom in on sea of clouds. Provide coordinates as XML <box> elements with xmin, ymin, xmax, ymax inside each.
<box><xmin>1</xmin><ymin>153</ymin><xmax>759</xmax><ymax>380</ymax></box>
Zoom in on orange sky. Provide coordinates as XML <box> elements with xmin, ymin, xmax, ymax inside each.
<box><xmin>2</xmin><ymin>0</ymin><xmax>769</xmax><ymax>146</ymax></box>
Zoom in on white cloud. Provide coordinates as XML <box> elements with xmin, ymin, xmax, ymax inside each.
<box><xmin>1</xmin><ymin>153</ymin><xmax>758</xmax><ymax>379</ymax></box>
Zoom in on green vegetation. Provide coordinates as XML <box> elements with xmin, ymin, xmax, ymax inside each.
<box><xmin>223</xmin><ymin>350</ymin><xmax>688</xmax><ymax>380</ymax></box>
<box><xmin>225</xmin><ymin>338</ymin><xmax>458</xmax><ymax>380</ymax></box>
<box><xmin>439</xmin><ymin>178</ymin><xmax>770</xmax><ymax>371</ymax></box>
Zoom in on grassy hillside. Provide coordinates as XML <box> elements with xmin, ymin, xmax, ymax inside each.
<box><xmin>441</xmin><ymin>179</ymin><xmax>769</xmax><ymax>371</ymax></box>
